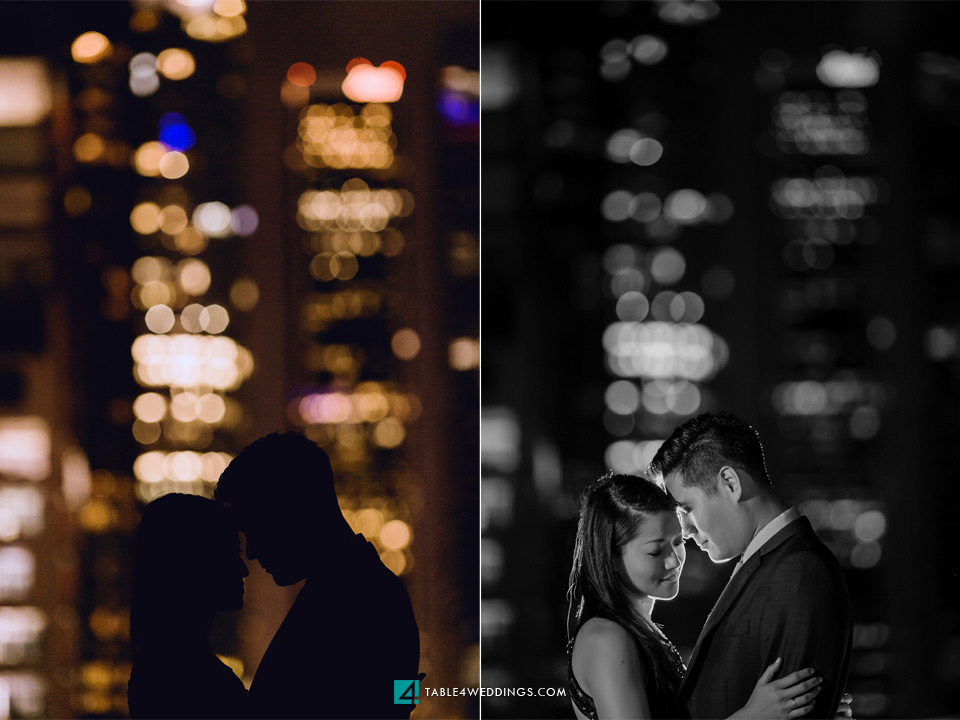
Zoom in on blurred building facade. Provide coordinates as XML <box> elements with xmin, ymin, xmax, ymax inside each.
<box><xmin>482</xmin><ymin>2</ymin><xmax>959</xmax><ymax>718</ymax></box>
<box><xmin>0</xmin><ymin>1</ymin><xmax>477</xmax><ymax>718</ymax></box>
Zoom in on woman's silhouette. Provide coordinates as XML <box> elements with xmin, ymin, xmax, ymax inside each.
<box><xmin>128</xmin><ymin>493</ymin><xmax>249</xmax><ymax>719</ymax></box>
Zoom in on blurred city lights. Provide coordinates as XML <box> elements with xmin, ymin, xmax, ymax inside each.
<box><xmin>297</xmin><ymin>181</ymin><xmax>412</xmax><ymax>232</ymax></box>
<box><xmin>158</xmin><ymin>151</ymin><xmax>190</xmax><ymax>179</ymax></box>
<box><xmin>213</xmin><ymin>0</ymin><xmax>246</xmax><ymax>17</ymax></box>
<box><xmin>817</xmin><ymin>50</ymin><xmax>880</xmax><ymax>88</ymax></box>
<box><xmin>480</xmin><ymin>48</ymin><xmax>519</xmax><ymax>111</ymax></box>
<box><xmin>772</xmin><ymin>90</ymin><xmax>870</xmax><ymax>155</ymax></box>
<box><xmin>174</xmin><ymin>227</ymin><xmax>209</xmax><ymax>255</ymax></box>
<box><xmin>438</xmin><ymin>66</ymin><xmax>480</xmax><ymax>126</ymax></box>
<box><xmin>71</xmin><ymin>32</ymin><xmax>113</xmax><ymax>64</ymax></box>
<box><xmin>63</xmin><ymin>186</ymin><xmax>93</xmax><ymax>217</ymax></box>
<box><xmin>158</xmin><ymin>113</ymin><xmax>196</xmax><ymax>151</ymax></box>
<box><xmin>379</xmin><ymin>519</ymin><xmax>412</xmax><ymax>551</ymax></box>
<box><xmin>0</xmin><ymin>59</ymin><xmax>53</xmax><ymax>126</ymax></box>
<box><xmin>144</xmin><ymin>304</ymin><xmax>175</xmax><ymax>333</ymax></box>
<box><xmin>133</xmin><ymin>142</ymin><xmax>167</xmax><ymax>177</ymax></box>
<box><xmin>0</xmin><ymin>487</ymin><xmax>44</xmax><ymax>542</ymax></box>
<box><xmin>373</xmin><ymin>417</ymin><xmax>405</xmax><ymax>448</ymax></box>
<box><xmin>298</xmin><ymin>103</ymin><xmax>397</xmax><ymax>170</ymax></box>
<box><xmin>771</xmin><ymin>173</ymin><xmax>879</xmax><ymax>219</ymax></box>
<box><xmin>664</xmin><ymin>189</ymin><xmax>707</xmax><ymax>224</ymax></box>
<box><xmin>629</xmin><ymin>138</ymin><xmax>664</xmax><ymax>166</ymax></box>
<box><xmin>604</xmin><ymin>321</ymin><xmax>728</xmax><ymax>381</ymax></box>
<box><xmin>192</xmin><ymin>201</ymin><xmax>232</xmax><ymax>236</ymax></box>
<box><xmin>604</xmin><ymin>439</ymin><xmax>666</xmax><ymax>475</ymax></box>
<box><xmin>449</xmin><ymin>337</ymin><xmax>480</xmax><ymax>371</ymax></box>
<box><xmin>133</xmin><ymin>450</ymin><xmax>234</xmax><ymax>501</ymax></box>
<box><xmin>0</xmin><ymin>548</ymin><xmax>35</xmax><ymax>601</ymax></box>
<box><xmin>133</xmin><ymin>393</ymin><xmax>167</xmax><ymax>424</ymax></box>
<box><xmin>602</xmin><ymin>190</ymin><xmax>634</xmax><ymax>222</ymax></box>
<box><xmin>130</xmin><ymin>73</ymin><xmax>161</xmax><ymax>97</ymax></box>
<box><xmin>130</xmin><ymin>203</ymin><xmax>162</xmax><ymax>234</ymax></box>
<box><xmin>0</xmin><ymin>607</ymin><xmax>46</xmax><ymax>664</ymax></box>
<box><xmin>771</xmin><ymin>376</ymin><xmax>887</xmax><ymax>417</ymax></box>
<box><xmin>229</xmin><ymin>277</ymin><xmax>259</xmax><ymax>311</ymax></box>
<box><xmin>131</xmin><ymin>334</ymin><xmax>253</xmax><ymax>390</ymax></box>
<box><xmin>132</xmin><ymin>256</ymin><xmax>172</xmax><ymax>285</ymax></box>
<box><xmin>199</xmin><ymin>304</ymin><xmax>230</xmax><ymax>333</ymax></box>
<box><xmin>287</xmin><ymin>62</ymin><xmax>317</xmax><ymax>88</ymax></box>
<box><xmin>229</xmin><ymin>205</ymin><xmax>259</xmax><ymax>236</ymax></box>
<box><xmin>156</xmin><ymin>48</ymin><xmax>196</xmax><ymax>80</ymax></box>
<box><xmin>616</xmin><ymin>291</ymin><xmax>650</xmax><ymax>322</ymax></box>
<box><xmin>0</xmin><ymin>418</ymin><xmax>50</xmax><ymax>482</ymax></box>
<box><xmin>177</xmin><ymin>259</ymin><xmax>212</xmax><ymax>295</ymax></box>
<box><xmin>865</xmin><ymin>316</ymin><xmax>896</xmax><ymax>350</ymax></box>
<box><xmin>73</xmin><ymin>133</ymin><xmax>106</xmax><ymax>163</ymax></box>
<box><xmin>656</xmin><ymin>0</ymin><xmax>720</xmax><ymax>25</ymax></box>
<box><xmin>341</xmin><ymin>59</ymin><xmax>406</xmax><ymax>103</ymax></box>
<box><xmin>650</xmin><ymin>247</ymin><xmax>686</xmax><ymax>285</ymax></box>
<box><xmin>630</xmin><ymin>35</ymin><xmax>668</xmax><ymax>65</ymax></box>
<box><xmin>158</xmin><ymin>205</ymin><xmax>189</xmax><ymax>235</ymax></box>
<box><xmin>391</xmin><ymin>328</ymin><xmax>421</xmax><ymax>360</ymax></box>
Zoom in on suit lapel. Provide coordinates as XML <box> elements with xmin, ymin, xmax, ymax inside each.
<box><xmin>676</xmin><ymin>557</ymin><xmax>758</xmax><ymax>697</ymax></box>
<box><xmin>677</xmin><ymin>517</ymin><xmax>814</xmax><ymax>698</ymax></box>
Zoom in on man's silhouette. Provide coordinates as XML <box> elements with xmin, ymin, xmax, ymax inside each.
<box><xmin>216</xmin><ymin>432</ymin><xmax>420</xmax><ymax>719</ymax></box>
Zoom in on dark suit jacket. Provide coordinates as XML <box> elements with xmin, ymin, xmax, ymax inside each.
<box><xmin>247</xmin><ymin>535</ymin><xmax>420</xmax><ymax>719</ymax></box>
<box><xmin>674</xmin><ymin>517</ymin><xmax>852</xmax><ymax>720</ymax></box>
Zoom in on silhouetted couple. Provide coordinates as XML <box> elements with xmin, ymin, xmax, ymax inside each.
<box><xmin>128</xmin><ymin>433</ymin><xmax>421</xmax><ymax>719</ymax></box>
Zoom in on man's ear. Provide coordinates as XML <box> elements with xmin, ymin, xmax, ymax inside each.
<box><xmin>718</xmin><ymin>466</ymin><xmax>742</xmax><ymax>502</ymax></box>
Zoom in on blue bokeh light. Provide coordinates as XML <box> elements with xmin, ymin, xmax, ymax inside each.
<box><xmin>158</xmin><ymin>112</ymin><xmax>196</xmax><ymax>151</ymax></box>
<box><xmin>437</xmin><ymin>90</ymin><xmax>479</xmax><ymax>126</ymax></box>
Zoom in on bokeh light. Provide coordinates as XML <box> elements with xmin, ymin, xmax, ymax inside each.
<box><xmin>199</xmin><ymin>304</ymin><xmax>230</xmax><ymax>333</ymax></box>
<box><xmin>144</xmin><ymin>305</ymin><xmax>175</xmax><ymax>334</ymax></box>
<box><xmin>133</xmin><ymin>142</ymin><xmax>167</xmax><ymax>177</ymax></box>
<box><xmin>391</xmin><ymin>328</ymin><xmax>421</xmax><ymax>360</ymax></box>
<box><xmin>341</xmin><ymin>59</ymin><xmax>405</xmax><ymax>103</ymax></box>
<box><xmin>130</xmin><ymin>203</ymin><xmax>162</xmax><ymax>234</ymax></box>
<box><xmin>177</xmin><ymin>259</ymin><xmax>212</xmax><ymax>296</ymax></box>
<box><xmin>156</xmin><ymin>49</ymin><xmax>196</xmax><ymax>81</ymax></box>
<box><xmin>229</xmin><ymin>277</ymin><xmax>259</xmax><ymax>311</ymax></box>
<box><xmin>193</xmin><ymin>201</ymin><xmax>232</xmax><ymax>237</ymax></box>
<box><xmin>287</xmin><ymin>62</ymin><xmax>317</xmax><ymax>88</ymax></box>
<box><xmin>72</xmin><ymin>32</ymin><xmax>112</xmax><ymax>64</ymax></box>
<box><xmin>449</xmin><ymin>337</ymin><xmax>480</xmax><ymax>371</ymax></box>
<box><xmin>132</xmin><ymin>393</ymin><xmax>167</xmax><ymax>424</ymax></box>
<box><xmin>158</xmin><ymin>151</ymin><xmax>190</xmax><ymax>179</ymax></box>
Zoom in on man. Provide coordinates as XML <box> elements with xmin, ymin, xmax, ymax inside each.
<box><xmin>216</xmin><ymin>432</ymin><xmax>420</xmax><ymax>719</ymax></box>
<box><xmin>649</xmin><ymin>412</ymin><xmax>852</xmax><ymax>720</ymax></box>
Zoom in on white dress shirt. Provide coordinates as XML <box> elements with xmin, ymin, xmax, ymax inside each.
<box><xmin>732</xmin><ymin>506</ymin><xmax>801</xmax><ymax>576</ymax></box>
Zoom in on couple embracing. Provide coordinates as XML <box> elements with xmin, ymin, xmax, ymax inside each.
<box><xmin>127</xmin><ymin>432</ymin><xmax>420</xmax><ymax>719</ymax></box>
<box><xmin>567</xmin><ymin>412</ymin><xmax>854</xmax><ymax>720</ymax></box>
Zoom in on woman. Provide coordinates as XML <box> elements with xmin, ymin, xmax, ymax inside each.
<box><xmin>566</xmin><ymin>473</ymin><xmax>824</xmax><ymax>720</ymax></box>
<box><xmin>128</xmin><ymin>493</ymin><xmax>249</xmax><ymax>719</ymax></box>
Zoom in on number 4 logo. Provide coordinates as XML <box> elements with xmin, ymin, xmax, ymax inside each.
<box><xmin>394</xmin><ymin>680</ymin><xmax>419</xmax><ymax>705</ymax></box>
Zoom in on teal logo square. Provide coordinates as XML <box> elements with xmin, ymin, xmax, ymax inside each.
<box><xmin>394</xmin><ymin>679</ymin><xmax>419</xmax><ymax>705</ymax></box>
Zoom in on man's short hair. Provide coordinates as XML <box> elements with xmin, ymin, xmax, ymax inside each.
<box><xmin>648</xmin><ymin>412</ymin><xmax>771</xmax><ymax>493</ymax></box>
<box><xmin>215</xmin><ymin>431</ymin><xmax>337</xmax><ymax>511</ymax></box>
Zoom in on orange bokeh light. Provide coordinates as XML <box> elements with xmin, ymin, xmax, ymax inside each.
<box><xmin>342</xmin><ymin>59</ymin><xmax>405</xmax><ymax>103</ymax></box>
<box><xmin>287</xmin><ymin>62</ymin><xmax>317</xmax><ymax>88</ymax></box>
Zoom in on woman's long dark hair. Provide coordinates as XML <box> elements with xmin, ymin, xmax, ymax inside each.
<box><xmin>130</xmin><ymin>493</ymin><xmax>234</xmax><ymax>656</ymax></box>
<box><xmin>566</xmin><ymin>473</ymin><xmax>683</xmax><ymax>697</ymax></box>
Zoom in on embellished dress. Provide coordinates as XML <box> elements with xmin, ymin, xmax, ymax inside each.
<box><xmin>566</xmin><ymin>625</ymin><xmax>686</xmax><ymax>719</ymax></box>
